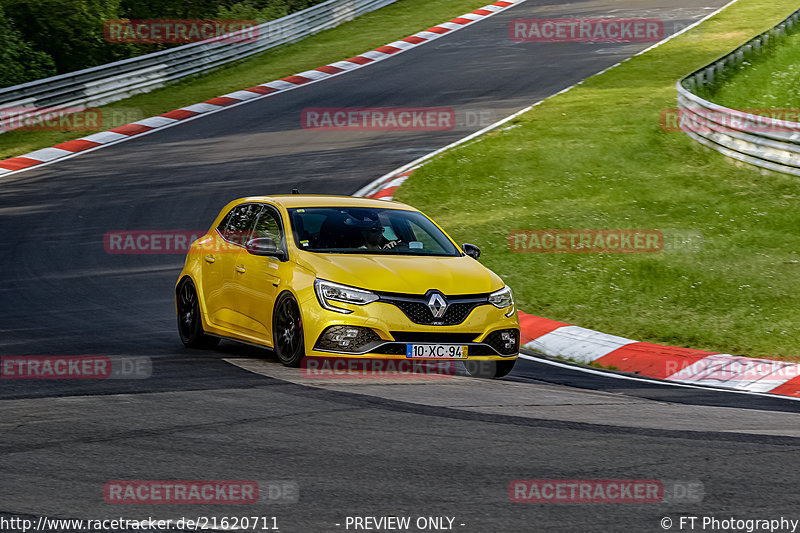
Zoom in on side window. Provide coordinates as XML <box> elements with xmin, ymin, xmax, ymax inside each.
<box><xmin>218</xmin><ymin>204</ymin><xmax>262</xmax><ymax>245</ymax></box>
<box><xmin>216</xmin><ymin>212</ymin><xmax>232</xmax><ymax>234</ymax></box>
<box><xmin>251</xmin><ymin>207</ymin><xmax>284</xmax><ymax>247</ymax></box>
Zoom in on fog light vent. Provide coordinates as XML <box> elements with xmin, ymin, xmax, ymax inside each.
<box><xmin>501</xmin><ymin>332</ymin><xmax>514</xmax><ymax>349</ymax></box>
<box><xmin>314</xmin><ymin>326</ymin><xmax>381</xmax><ymax>353</ymax></box>
<box><xmin>484</xmin><ymin>329</ymin><xmax>520</xmax><ymax>356</ymax></box>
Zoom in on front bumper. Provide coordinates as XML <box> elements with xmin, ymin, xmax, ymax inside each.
<box><xmin>301</xmin><ymin>297</ymin><xmax>520</xmax><ymax>360</ymax></box>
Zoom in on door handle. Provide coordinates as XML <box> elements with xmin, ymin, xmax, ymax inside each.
<box><xmin>235</xmin><ymin>265</ymin><xmax>246</xmax><ymax>273</ymax></box>
<box><xmin>204</xmin><ymin>255</ymin><xmax>216</xmax><ymax>263</ymax></box>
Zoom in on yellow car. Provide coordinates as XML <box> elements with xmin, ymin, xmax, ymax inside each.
<box><xmin>175</xmin><ymin>195</ymin><xmax>520</xmax><ymax>378</ymax></box>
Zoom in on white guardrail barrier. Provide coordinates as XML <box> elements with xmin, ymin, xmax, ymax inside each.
<box><xmin>676</xmin><ymin>8</ymin><xmax>800</xmax><ymax>176</ymax></box>
<box><xmin>0</xmin><ymin>0</ymin><xmax>398</xmax><ymax>133</ymax></box>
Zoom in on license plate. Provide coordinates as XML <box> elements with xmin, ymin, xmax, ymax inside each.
<box><xmin>406</xmin><ymin>344</ymin><xmax>468</xmax><ymax>359</ymax></box>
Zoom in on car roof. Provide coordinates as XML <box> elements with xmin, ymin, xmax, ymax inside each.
<box><xmin>236</xmin><ymin>195</ymin><xmax>418</xmax><ymax>210</ymax></box>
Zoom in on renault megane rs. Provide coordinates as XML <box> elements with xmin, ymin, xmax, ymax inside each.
<box><xmin>175</xmin><ymin>195</ymin><xmax>519</xmax><ymax>378</ymax></box>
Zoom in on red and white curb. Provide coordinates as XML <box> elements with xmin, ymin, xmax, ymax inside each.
<box><xmin>0</xmin><ymin>0</ymin><xmax>524</xmax><ymax>178</ymax></box>
<box><xmin>517</xmin><ymin>312</ymin><xmax>800</xmax><ymax>398</ymax></box>
<box><xmin>364</xmin><ymin>170</ymin><xmax>414</xmax><ymax>201</ymax></box>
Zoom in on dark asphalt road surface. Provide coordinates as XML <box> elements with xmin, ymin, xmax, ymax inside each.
<box><xmin>5</xmin><ymin>1</ymin><xmax>799</xmax><ymax>532</ymax></box>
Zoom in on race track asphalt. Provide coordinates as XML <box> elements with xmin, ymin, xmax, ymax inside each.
<box><xmin>5</xmin><ymin>1</ymin><xmax>799</xmax><ymax>531</ymax></box>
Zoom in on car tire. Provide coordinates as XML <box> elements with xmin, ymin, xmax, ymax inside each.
<box><xmin>273</xmin><ymin>292</ymin><xmax>305</xmax><ymax>367</ymax></box>
<box><xmin>464</xmin><ymin>359</ymin><xmax>516</xmax><ymax>379</ymax></box>
<box><xmin>176</xmin><ymin>278</ymin><xmax>220</xmax><ymax>349</ymax></box>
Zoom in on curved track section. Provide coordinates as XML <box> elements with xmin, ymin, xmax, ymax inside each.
<box><xmin>0</xmin><ymin>0</ymin><xmax>731</xmax><ymax>390</ymax></box>
<box><xmin>4</xmin><ymin>1</ymin><xmax>798</xmax><ymax>532</ymax></box>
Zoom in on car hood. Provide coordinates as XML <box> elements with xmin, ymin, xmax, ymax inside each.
<box><xmin>296</xmin><ymin>252</ymin><xmax>504</xmax><ymax>295</ymax></box>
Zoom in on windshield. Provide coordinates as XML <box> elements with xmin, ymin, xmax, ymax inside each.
<box><xmin>288</xmin><ymin>207</ymin><xmax>460</xmax><ymax>256</ymax></box>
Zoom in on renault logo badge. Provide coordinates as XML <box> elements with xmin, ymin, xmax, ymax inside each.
<box><xmin>427</xmin><ymin>292</ymin><xmax>448</xmax><ymax>318</ymax></box>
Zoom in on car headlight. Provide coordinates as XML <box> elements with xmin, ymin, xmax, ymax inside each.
<box><xmin>314</xmin><ymin>279</ymin><xmax>379</xmax><ymax>314</ymax></box>
<box><xmin>488</xmin><ymin>286</ymin><xmax>514</xmax><ymax>316</ymax></box>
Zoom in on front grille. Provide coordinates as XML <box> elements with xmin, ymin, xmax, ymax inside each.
<box><xmin>312</xmin><ymin>326</ymin><xmax>519</xmax><ymax>357</ymax></box>
<box><xmin>392</xmin><ymin>301</ymin><xmax>479</xmax><ymax>325</ymax></box>
<box><xmin>377</xmin><ymin>291</ymin><xmax>489</xmax><ymax>326</ymax></box>
<box><xmin>390</xmin><ymin>332</ymin><xmax>479</xmax><ymax>343</ymax></box>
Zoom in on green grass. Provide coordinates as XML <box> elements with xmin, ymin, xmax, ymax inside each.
<box><xmin>700</xmin><ymin>25</ymin><xmax>800</xmax><ymax>110</ymax></box>
<box><xmin>0</xmin><ymin>0</ymin><xmax>489</xmax><ymax>160</ymax></box>
<box><xmin>397</xmin><ymin>0</ymin><xmax>800</xmax><ymax>360</ymax></box>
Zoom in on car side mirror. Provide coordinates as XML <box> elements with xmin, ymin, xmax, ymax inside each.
<box><xmin>462</xmin><ymin>243</ymin><xmax>481</xmax><ymax>260</ymax></box>
<box><xmin>246</xmin><ymin>238</ymin><xmax>286</xmax><ymax>260</ymax></box>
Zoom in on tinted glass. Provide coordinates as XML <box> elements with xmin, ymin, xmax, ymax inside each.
<box><xmin>251</xmin><ymin>207</ymin><xmax>284</xmax><ymax>248</ymax></box>
<box><xmin>288</xmin><ymin>207</ymin><xmax>459</xmax><ymax>256</ymax></box>
<box><xmin>218</xmin><ymin>203</ymin><xmax>262</xmax><ymax>245</ymax></box>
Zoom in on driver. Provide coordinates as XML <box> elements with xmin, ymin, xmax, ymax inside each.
<box><xmin>361</xmin><ymin>221</ymin><xmax>398</xmax><ymax>251</ymax></box>
<box><xmin>343</xmin><ymin>213</ymin><xmax>399</xmax><ymax>250</ymax></box>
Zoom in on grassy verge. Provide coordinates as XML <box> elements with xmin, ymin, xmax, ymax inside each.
<box><xmin>0</xmin><ymin>0</ymin><xmax>489</xmax><ymax>160</ymax></box>
<box><xmin>700</xmin><ymin>26</ymin><xmax>800</xmax><ymax>110</ymax></box>
<box><xmin>397</xmin><ymin>0</ymin><xmax>800</xmax><ymax>360</ymax></box>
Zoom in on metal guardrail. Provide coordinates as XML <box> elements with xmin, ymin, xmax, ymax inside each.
<box><xmin>0</xmin><ymin>0</ymin><xmax>398</xmax><ymax>132</ymax></box>
<box><xmin>676</xmin><ymin>8</ymin><xmax>800</xmax><ymax>176</ymax></box>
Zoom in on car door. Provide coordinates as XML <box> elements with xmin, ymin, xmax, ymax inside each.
<box><xmin>202</xmin><ymin>203</ymin><xmax>262</xmax><ymax>332</ymax></box>
<box><xmin>231</xmin><ymin>204</ymin><xmax>285</xmax><ymax>340</ymax></box>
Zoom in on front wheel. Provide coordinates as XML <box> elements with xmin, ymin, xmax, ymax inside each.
<box><xmin>176</xmin><ymin>278</ymin><xmax>220</xmax><ymax>349</ymax></box>
<box><xmin>273</xmin><ymin>292</ymin><xmax>305</xmax><ymax>367</ymax></box>
<box><xmin>464</xmin><ymin>359</ymin><xmax>516</xmax><ymax>379</ymax></box>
